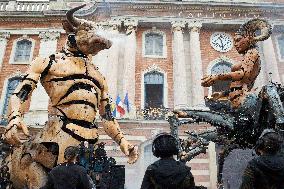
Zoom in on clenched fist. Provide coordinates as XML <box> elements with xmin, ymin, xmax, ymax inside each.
<box><xmin>4</xmin><ymin>117</ymin><xmax>29</xmax><ymax>146</ymax></box>
<box><xmin>120</xmin><ymin>138</ymin><xmax>139</xmax><ymax>164</ymax></box>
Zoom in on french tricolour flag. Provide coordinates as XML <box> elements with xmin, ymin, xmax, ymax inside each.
<box><xmin>115</xmin><ymin>95</ymin><xmax>125</xmax><ymax>118</ymax></box>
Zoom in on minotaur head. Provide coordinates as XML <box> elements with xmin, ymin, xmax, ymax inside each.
<box><xmin>62</xmin><ymin>4</ymin><xmax>112</xmax><ymax>55</ymax></box>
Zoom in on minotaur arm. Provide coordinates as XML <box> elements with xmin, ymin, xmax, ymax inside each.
<box><xmin>8</xmin><ymin>57</ymin><xmax>47</xmax><ymax>120</ymax></box>
<box><xmin>5</xmin><ymin>57</ymin><xmax>47</xmax><ymax>145</ymax></box>
<box><xmin>99</xmin><ymin>79</ymin><xmax>126</xmax><ymax>146</ymax></box>
<box><xmin>99</xmin><ymin>79</ymin><xmax>138</xmax><ymax>164</ymax></box>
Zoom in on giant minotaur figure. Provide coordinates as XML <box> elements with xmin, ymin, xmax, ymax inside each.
<box><xmin>3</xmin><ymin>4</ymin><xmax>139</xmax><ymax>189</ymax></box>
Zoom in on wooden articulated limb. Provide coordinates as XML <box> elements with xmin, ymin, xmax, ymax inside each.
<box><xmin>4</xmin><ymin>57</ymin><xmax>47</xmax><ymax>146</ymax></box>
<box><xmin>99</xmin><ymin>83</ymin><xmax>138</xmax><ymax>164</ymax></box>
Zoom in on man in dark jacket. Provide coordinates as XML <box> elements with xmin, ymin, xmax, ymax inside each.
<box><xmin>41</xmin><ymin>146</ymin><xmax>94</xmax><ymax>189</ymax></box>
<box><xmin>240</xmin><ymin>129</ymin><xmax>284</xmax><ymax>189</ymax></box>
<box><xmin>140</xmin><ymin>133</ymin><xmax>195</xmax><ymax>189</ymax></box>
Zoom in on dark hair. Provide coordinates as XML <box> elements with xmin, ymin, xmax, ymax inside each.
<box><xmin>152</xmin><ymin>133</ymin><xmax>179</xmax><ymax>158</ymax></box>
<box><xmin>64</xmin><ymin>146</ymin><xmax>79</xmax><ymax>162</ymax></box>
<box><xmin>255</xmin><ymin>130</ymin><xmax>282</xmax><ymax>155</ymax></box>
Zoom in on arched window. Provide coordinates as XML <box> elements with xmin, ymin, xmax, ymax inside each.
<box><xmin>277</xmin><ymin>35</ymin><xmax>284</xmax><ymax>60</ymax></box>
<box><xmin>14</xmin><ymin>39</ymin><xmax>32</xmax><ymax>62</ymax></box>
<box><xmin>144</xmin><ymin>71</ymin><xmax>164</xmax><ymax>108</ymax></box>
<box><xmin>1</xmin><ymin>77</ymin><xmax>21</xmax><ymax>124</ymax></box>
<box><xmin>144</xmin><ymin>33</ymin><xmax>164</xmax><ymax>57</ymax></box>
<box><xmin>211</xmin><ymin>61</ymin><xmax>232</xmax><ymax>93</ymax></box>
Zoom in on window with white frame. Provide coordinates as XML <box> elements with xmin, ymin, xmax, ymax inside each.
<box><xmin>1</xmin><ymin>77</ymin><xmax>21</xmax><ymax>124</ymax></box>
<box><xmin>143</xmin><ymin>32</ymin><xmax>166</xmax><ymax>58</ymax></box>
<box><xmin>277</xmin><ymin>35</ymin><xmax>284</xmax><ymax>61</ymax></box>
<box><xmin>14</xmin><ymin>39</ymin><xmax>32</xmax><ymax>62</ymax></box>
<box><xmin>10</xmin><ymin>37</ymin><xmax>35</xmax><ymax>64</ymax></box>
<box><xmin>144</xmin><ymin>71</ymin><xmax>164</xmax><ymax>108</ymax></box>
<box><xmin>211</xmin><ymin>61</ymin><xmax>232</xmax><ymax>93</ymax></box>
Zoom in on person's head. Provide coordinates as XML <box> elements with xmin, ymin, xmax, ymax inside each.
<box><xmin>62</xmin><ymin>4</ymin><xmax>112</xmax><ymax>56</ymax></box>
<box><xmin>255</xmin><ymin>129</ymin><xmax>283</xmax><ymax>155</ymax></box>
<box><xmin>152</xmin><ymin>133</ymin><xmax>179</xmax><ymax>158</ymax></box>
<box><xmin>234</xmin><ymin>19</ymin><xmax>271</xmax><ymax>54</ymax></box>
<box><xmin>64</xmin><ymin>146</ymin><xmax>79</xmax><ymax>163</ymax></box>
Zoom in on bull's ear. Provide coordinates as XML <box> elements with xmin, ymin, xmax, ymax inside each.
<box><xmin>62</xmin><ymin>20</ymin><xmax>75</xmax><ymax>34</ymax></box>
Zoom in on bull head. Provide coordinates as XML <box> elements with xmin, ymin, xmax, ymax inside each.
<box><xmin>63</xmin><ymin>4</ymin><xmax>112</xmax><ymax>55</ymax></box>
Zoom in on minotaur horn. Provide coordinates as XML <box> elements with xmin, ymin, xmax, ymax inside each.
<box><xmin>239</xmin><ymin>19</ymin><xmax>272</xmax><ymax>42</ymax></box>
<box><xmin>254</xmin><ymin>25</ymin><xmax>271</xmax><ymax>41</ymax></box>
<box><xmin>66</xmin><ymin>4</ymin><xmax>86</xmax><ymax>28</ymax></box>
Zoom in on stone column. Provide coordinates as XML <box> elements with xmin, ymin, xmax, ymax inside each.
<box><xmin>0</xmin><ymin>32</ymin><xmax>10</xmax><ymax>69</ymax></box>
<box><xmin>24</xmin><ymin>31</ymin><xmax>60</xmax><ymax>126</ymax></box>
<box><xmin>208</xmin><ymin>142</ymin><xmax>218</xmax><ymax>189</ymax></box>
<box><xmin>188</xmin><ymin>22</ymin><xmax>205</xmax><ymax>106</ymax></box>
<box><xmin>261</xmin><ymin>35</ymin><xmax>281</xmax><ymax>83</ymax></box>
<box><xmin>122</xmin><ymin>19</ymin><xmax>138</xmax><ymax>116</ymax></box>
<box><xmin>253</xmin><ymin>44</ymin><xmax>268</xmax><ymax>89</ymax></box>
<box><xmin>172</xmin><ymin>20</ymin><xmax>188</xmax><ymax>109</ymax></box>
<box><xmin>105</xmin><ymin>20</ymin><xmax>120</xmax><ymax>100</ymax></box>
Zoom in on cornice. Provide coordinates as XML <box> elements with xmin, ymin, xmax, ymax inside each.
<box><xmin>106</xmin><ymin>1</ymin><xmax>284</xmax><ymax>13</ymax></box>
<box><xmin>0</xmin><ymin>1</ymin><xmax>283</xmax><ymax>23</ymax></box>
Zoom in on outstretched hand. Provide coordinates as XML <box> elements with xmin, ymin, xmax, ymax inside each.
<box><xmin>173</xmin><ymin>110</ymin><xmax>188</xmax><ymax>118</ymax></box>
<box><xmin>201</xmin><ymin>75</ymin><xmax>218</xmax><ymax>87</ymax></box>
<box><xmin>4</xmin><ymin>117</ymin><xmax>29</xmax><ymax>146</ymax></box>
<box><xmin>120</xmin><ymin>139</ymin><xmax>139</xmax><ymax>164</ymax></box>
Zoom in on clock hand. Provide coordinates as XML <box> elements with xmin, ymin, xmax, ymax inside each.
<box><xmin>219</xmin><ymin>37</ymin><xmax>224</xmax><ymax>50</ymax></box>
<box><xmin>212</xmin><ymin>42</ymin><xmax>221</xmax><ymax>48</ymax></box>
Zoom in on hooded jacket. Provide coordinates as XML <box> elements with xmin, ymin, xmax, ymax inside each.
<box><xmin>140</xmin><ymin>158</ymin><xmax>195</xmax><ymax>189</ymax></box>
<box><xmin>240</xmin><ymin>154</ymin><xmax>284</xmax><ymax>189</ymax></box>
<box><xmin>40</xmin><ymin>162</ymin><xmax>94</xmax><ymax>189</ymax></box>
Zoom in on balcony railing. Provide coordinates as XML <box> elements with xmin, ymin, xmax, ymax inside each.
<box><xmin>16</xmin><ymin>2</ymin><xmax>49</xmax><ymax>12</ymax></box>
<box><xmin>136</xmin><ymin>107</ymin><xmax>171</xmax><ymax>120</ymax></box>
<box><xmin>0</xmin><ymin>1</ymin><xmax>50</xmax><ymax>12</ymax></box>
<box><xmin>0</xmin><ymin>1</ymin><xmax>8</xmax><ymax>11</ymax></box>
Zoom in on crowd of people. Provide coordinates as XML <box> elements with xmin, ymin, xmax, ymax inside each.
<box><xmin>33</xmin><ymin>129</ymin><xmax>284</xmax><ymax>189</ymax></box>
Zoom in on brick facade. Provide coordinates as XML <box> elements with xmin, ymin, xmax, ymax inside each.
<box><xmin>135</xmin><ymin>27</ymin><xmax>174</xmax><ymax>109</ymax></box>
<box><xmin>0</xmin><ymin>1</ymin><xmax>283</xmax><ymax>189</ymax></box>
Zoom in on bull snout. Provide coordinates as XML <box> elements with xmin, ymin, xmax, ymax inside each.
<box><xmin>91</xmin><ymin>35</ymin><xmax>112</xmax><ymax>50</ymax></box>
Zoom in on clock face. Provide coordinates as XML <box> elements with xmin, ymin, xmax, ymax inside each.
<box><xmin>210</xmin><ymin>32</ymin><xmax>233</xmax><ymax>52</ymax></box>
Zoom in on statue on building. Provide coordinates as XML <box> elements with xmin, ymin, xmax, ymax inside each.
<box><xmin>172</xmin><ymin>19</ymin><xmax>284</xmax><ymax>187</ymax></box>
<box><xmin>2</xmin><ymin>4</ymin><xmax>138</xmax><ymax>189</ymax></box>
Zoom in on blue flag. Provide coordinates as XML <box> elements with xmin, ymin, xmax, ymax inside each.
<box><xmin>124</xmin><ymin>93</ymin><xmax>130</xmax><ymax>113</ymax></box>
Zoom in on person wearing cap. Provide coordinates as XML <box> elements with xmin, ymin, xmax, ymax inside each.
<box><xmin>41</xmin><ymin>146</ymin><xmax>94</xmax><ymax>189</ymax></box>
<box><xmin>240</xmin><ymin>129</ymin><xmax>284</xmax><ymax>189</ymax></box>
<box><xmin>140</xmin><ymin>133</ymin><xmax>195</xmax><ymax>189</ymax></box>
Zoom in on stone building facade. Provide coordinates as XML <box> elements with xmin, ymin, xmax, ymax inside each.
<box><xmin>0</xmin><ymin>0</ymin><xmax>283</xmax><ymax>188</ymax></box>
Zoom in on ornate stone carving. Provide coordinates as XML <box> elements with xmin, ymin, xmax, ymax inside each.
<box><xmin>108</xmin><ymin>19</ymin><xmax>121</xmax><ymax>31</ymax></box>
<box><xmin>188</xmin><ymin>22</ymin><xmax>202</xmax><ymax>33</ymax></box>
<box><xmin>0</xmin><ymin>32</ymin><xmax>10</xmax><ymax>41</ymax></box>
<box><xmin>123</xmin><ymin>18</ymin><xmax>138</xmax><ymax>32</ymax></box>
<box><xmin>171</xmin><ymin>20</ymin><xmax>186</xmax><ymax>32</ymax></box>
<box><xmin>143</xmin><ymin>64</ymin><xmax>164</xmax><ymax>74</ymax></box>
<box><xmin>39</xmin><ymin>31</ymin><xmax>60</xmax><ymax>41</ymax></box>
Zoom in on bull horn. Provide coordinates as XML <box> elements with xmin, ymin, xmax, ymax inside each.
<box><xmin>66</xmin><ymin>4</ymin><xmax>86</xmax><ymax>28</ymax></box>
